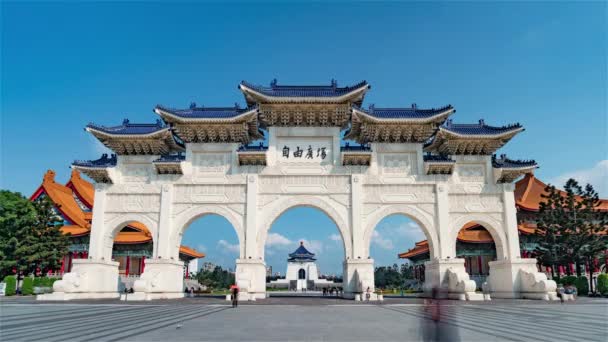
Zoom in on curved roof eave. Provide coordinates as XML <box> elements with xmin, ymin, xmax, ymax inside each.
<box><xmin>351</xmin><ymin>107</ymin><xmax>454</xmax><ymax>123</ymax></box>
<box><xmin>239</xmin><ymin>83</ymin><xmax>369</xmax><ymax>104</ymax></box>
<box><xmin>154</xmin><ymin>106</ymin><xmax>259</xmax><ymax>123</ymax></box>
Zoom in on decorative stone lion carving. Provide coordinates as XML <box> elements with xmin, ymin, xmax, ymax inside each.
<box><xmin>519</xmin><ymin>269</ymin><xmax>558</xmax><ymax>300</ymax></box>
<box><xmin>446</xmin><ymin>268</ymin><xmax>483</xmax><ymax>301</ymax></box>
<box><xmin>52</xmin><ymin>271</ymin><xmax>83</xmax><ymax>293</ymax></box>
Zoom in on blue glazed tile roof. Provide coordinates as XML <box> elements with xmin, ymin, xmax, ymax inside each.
<box><xmin>355</xmin><ymin>104</ymin><xmax>454</xmax><ymax>119</ymax></box>
<box><xmin>154</xmin><ymin>154</ymin><xmax>185</xmax><ymax>163</ymax></box>
<box><xmin>155</xmin><ymin>103</ymin><xmax>257</xmax><ymax>119</ymax></box>
<box><xmin>237</xmin><ymin>143</ymin><xmax>268</xmax><ymax>152</ymax></box>
<box><xmin>288</xmin><ymin>242</ymin><xmax>316</xmax><ymax>262</ymax></box>
<box><xmin>73</xmin><ymin>154</ymin><xmax>117</xmax><ymax>168</ymax></box>
<box><xmin>492</xmin><ymin>154</ymin><xmax>537</xmax><ymax>169</ymax></box>
<box><xmin>423</xmin><ymin>154</ymin><xmax>455</xmax><ymax>163</ymax></box>
<box><xmin>341</xmin><ymin>143</ymin><xmax>371</xmax><ymax>152</ymax></box>
<box><xmin>240</xmin><ymin>79</ymin><xmax>369</xmax><ymax>98</ymax></box>
<box><xmin>442</xmin><ymin>119</ymin><xmax>523</xmax><ymax>135</ymax></box>
<box><xmin>86</xmin><ymin>119</ymin><xmax>167</xmax><ymax>135</ymax></box>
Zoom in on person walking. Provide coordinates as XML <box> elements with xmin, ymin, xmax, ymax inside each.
<box><xmin>366</xmin><ymin>287</ymin><xmax>372</xmax><ymax>301</ymax></box>
<box><xmin>231</xmin><ymin>285</ymin><xmax>239</xmax><ymax>308</ymax></box>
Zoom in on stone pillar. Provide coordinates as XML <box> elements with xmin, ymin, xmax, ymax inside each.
<box><xmin>350</xmin><ymin>175</ymin><xmax>362</xmax><ymax>260</ymax></box>
<box><xmin>245</xmin><ymin>175</ymin><xmax>258</xmax><ymax>259</ymax></box>
<box><xmin>88</xmin><ymin>185</ymin><xmax>108</xmax><ymax>260</ymax></box>
<box><xmin>128</xmin><ymin>259</ymin><xmax>185</xmax><ymax>300</ymax></box>
<box><xmin>235</xmin><ymin>259</ymin><xmax>267</xmax><ymax>300</ymax></box>
<box><xmin>155</xmin><ymin>184</ymin><xmax>174</xmax><ymax>259</ymax></box>
<box><xmin>343</xmin><ymin>259</ymin><xmax>376</xmax><ymax>299</ymax></box>
<box><xmin>501</xmin><ymin>184</ymin><xmax>521</xmax><ymax>259</ymax></box>
<box><xmin>434</xmin><ymin>183</ymin><xmax>451</xmax><ymax>259</ymax></box>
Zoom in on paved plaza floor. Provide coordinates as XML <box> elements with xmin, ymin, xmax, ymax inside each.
<box><xmin>1</xmin><ymin>296</ymin><xmax>606</xmax><ymax>341</ymax></box>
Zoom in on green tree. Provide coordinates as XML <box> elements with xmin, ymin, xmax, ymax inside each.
<box><xmin>15</xmin><ymin>196</ymin><xmax>70</xmax><ymax>276</ymax></box>
<box><xmin>535</xmin><ymin>179</ymin><xmax>607</xmax><ymax>292</ymax></box>
<box><xmin>0</xmin><ymin>191</ymin><xmax>37</xmax><ymax>278</ymax></box>
<box><xmin>195</xmin><ymin>265</ymin><xmax>235</xmax><ymax>290</ymax></box>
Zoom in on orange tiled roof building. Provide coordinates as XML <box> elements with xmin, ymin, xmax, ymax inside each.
<box><xmin>30</xmin><ymin>170</ymin><xmax>204</xmax><ymax>276</ymax></box>
<box><xmin>399</xmin><ymin>173</ymin><xmax>608</xmax><ymax>285</ymax></box>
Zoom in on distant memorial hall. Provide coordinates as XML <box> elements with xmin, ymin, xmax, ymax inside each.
<box><xmin>269</xmin><ymin>242</ymin><xmax>339</xmax><ymax>291</ymax></box>
<box><xmin>40</xmin><ymin>78</ymin><xmax>559</xmax><ymax>301</ymax></box>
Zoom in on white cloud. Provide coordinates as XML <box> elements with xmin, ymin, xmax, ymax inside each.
<box><xmin>266</xmin><ymin>233</ymin><xmax>293</xmax><ymax>248</ymax></box>
<box><xmin>195</xmin><ymin>244</ymin><xmax>207</xmax><ymax>252</ymax></box>
<box><xmin>217</xmin><ymin>240</ymin><xmax>239</xmax><ymax>254</ymax></box>
<box><xmin>549</xmin><ymin>160</ymin><xmax>608</xmax><ymax>197</ymax></box>
<box><xmin>328</xmin><ymin>234</ymin><xmax>342</xmax><ymax>243</ymax></box>
<box><xmin>382</xmin><ymin>221</ymin><xmax>426</xmax><ymax>241</ymax></box>
<box><xmin>371</xmin><ymin>230</ymin><xmax>394</xmax><ymax>250</ymax></box>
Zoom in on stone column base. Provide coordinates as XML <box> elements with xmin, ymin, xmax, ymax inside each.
<box><xmin>488</xmin><ymin>258</ymin><xmax>558</xmax><ymax>300</ymax></box>
<box><xmin>37</xmin><ymin>259</ymin><xmax>120</xmax><ymax>301</ymax></box>
<box><xmin>122</xmin><ymin>292</ymin><xmax>185</xmax><ymax>301</ymax></box>
<box><xmin>343</xmin><ymin>259</ymin><xmax>375</xmax><ymax>298</ymax></box>
<box><xmin>129</xmin><ymin>259</ymin><xmax>185</xmax><ymax>301</ymax></box>
<box><xmin>425</xmin><ymin>258</ymin><xmax>483</xmax><ymax>301</ymax></box>
<box><xmin>235</xmin><ymin>259</ymin><xmax>267</xmax><ymax>300</ymax></box>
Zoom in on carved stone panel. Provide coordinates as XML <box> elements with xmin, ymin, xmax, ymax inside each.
<box><xmin>121</xmin><ymin>164</ymin><xmax>151</xmax><ymax>183</ymax></box>
<box><xmin>192</xmin><ymin>153</ymin><xmax>230</xmax><ymax>173</ymax></box>
<box><xmin>380</xmin><ymin>153</ymin><xmax>417</xmax><ymax>175</ymax></box>
<box><xmin>106</xmin><ymin>194</ymin><xmax>160</xmax><ymax>213</ymax></box>
<box><xmin>174</xmin><ymin>184</ymin><xmax>246</xmax><ymax>203</ymax></box>
<box><xmin>449</xmin><ymin>194</ymin><xmax>503</xmax><ymax>213</ymax></box>
<box><xmin>259</xmin><ymin>176</ymin><xmax>351</xmax><ymax>194</ymax></box>
<box><xmin>456</xmin><ymin>164</ymin><xmax>485</xmax><ymax>183</ymax></box>
<box><xmin>363</xmin><ymin>184</ymin><xmax>435</xmax><ymax>203</ymax></box>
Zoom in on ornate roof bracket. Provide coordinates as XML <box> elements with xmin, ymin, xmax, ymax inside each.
<box><xmin>86</xmin><ymin>120</ymin><xmax>184</xmax><ymax>155</ymax></box>
<box><xmin>492</xmin><ymin>154</ymin><xmax>538</xmax><ymax>183</ymax></box>
<box><xmin>346</xmin><ymin>105</ymin><xmax>455</xmax><ymax>144</ymax></box>
<box><xmin>341</xmin><ymin>144</ymin><xmax>372</xmax><ymax>166</ymax></box>
<box><xmin>153</xmin><ymin>154</ymin><xmax>185</xmax><ymax>175</ymax></box>
<box><xmin>72</xmin><ymin>154</ymin><xmax>117</xmax><ymax>183</ymax></box>
<box><xmin>424</xmin><ymin>120</ymin><xmax>524</xmax><ymax>155</ymax></box>
<box><xmin>154</xmin><ymin>105</ymin><xmax>263</xmax><ymax>144</ymax></box>
<box><xmin>237</xmin><ymin>144</ymin><xmax>268</xmax><ymax>166</ymax></box>
<box><xmin>239</xmin><ymin>79</ymin><xmax>370</xmax><ymax>106</ymax></box>
<box><xmin>423</xmin><ymin>154</ymin><xmax>455</xmax><ymax>175</ymax></box>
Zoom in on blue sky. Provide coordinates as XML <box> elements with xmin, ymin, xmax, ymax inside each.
<box><xmin>2</xmin><ymin>2</ymin><xmax>606</xmax><ymax>274</ymax></box>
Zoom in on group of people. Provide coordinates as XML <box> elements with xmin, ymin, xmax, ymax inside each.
<box><xmin>322</xmin><ymin>287</ymin><xmax>343</xmax><ymax>296</ymax></box>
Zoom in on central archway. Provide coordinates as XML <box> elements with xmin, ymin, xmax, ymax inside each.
<box><xmin>257</xmin><ymin>196</ymin><xmax>352</xmax><ymax>260</ymax></box>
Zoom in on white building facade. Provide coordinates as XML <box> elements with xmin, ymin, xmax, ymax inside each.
<box><xmin>40</xmin><ymin>79</ymin><xmax>557</xmax><ymax>301</ymax></box>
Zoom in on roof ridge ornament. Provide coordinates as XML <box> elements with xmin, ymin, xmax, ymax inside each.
<box><xmin>331</xmin><ymin>79</ymin><xmax>337</xmax><ymax>89</ymax></box>
<box><xmin>189</xmin><ymin>102</ymin><xmax>196</xmax><ymax>109</ymax></box>
<box><xmin>122</xmin><ymin>118</ymin><xmax>130</xmax><ymax>126</ymax></box>
<box><xmin>478</xmin><ymin>119</ymin><xmax>485</xmax><ymax>126</ymax></box>
<box><xmin>368</xmin><ymin>104</ymin><xmax>375</xmax><ymax>113</ymax></box>
<box><xmin>270</xmin><ymin>78</ymin><xmax>278</xmax><ymax>88</ymax></box>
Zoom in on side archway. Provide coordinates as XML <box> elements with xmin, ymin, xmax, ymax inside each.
<box><xmin>103</xmin><ymin>213</ymin><xmax>159</xmax><ymax>261</ymax></box>
<box><xmin>171</xmin><ymin>205</ymin><xmax>245</xmax><ymax>260</ymax></box>
<box><xmin>363</xmin><ymin>204</ymin><xmax>439</xmax><ymax>259</ymax></box>
<box><xmin>449</xmin><ymin>214</ymin><xmax>507</xmax><ymax>261</ymax></box>
<box><xmin>257</xmin><ymin>195</ymin><xmax>352</xmax><ymax>259</ymax></box>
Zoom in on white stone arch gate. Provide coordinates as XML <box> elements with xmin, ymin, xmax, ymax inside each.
<box><xmin>41</xmin><ymin>79</ymin><xmax>557</xmax><ymax>301</ymax></box>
